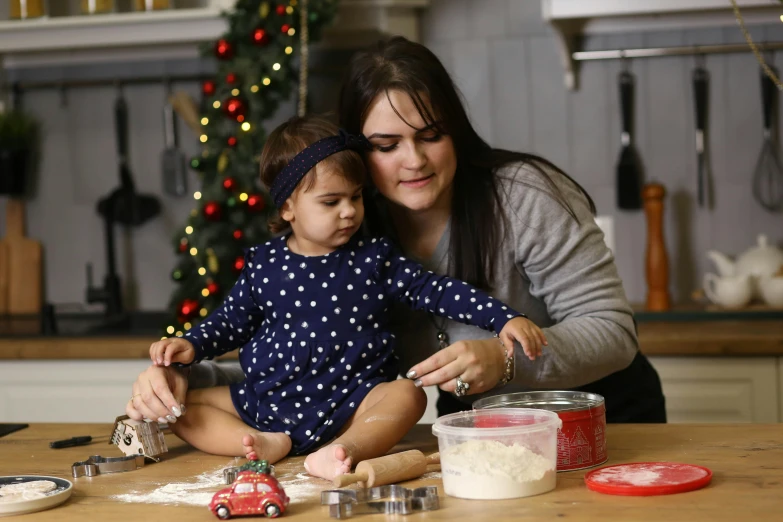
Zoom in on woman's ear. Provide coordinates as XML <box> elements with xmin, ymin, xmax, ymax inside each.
<box><xmin>279</xmin><ymin>199</ymin><xmax>295</xmax><ymax>223</ymax></box>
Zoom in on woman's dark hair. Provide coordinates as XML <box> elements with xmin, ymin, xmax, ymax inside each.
<box><xmin>259</xmin><ymin>114</ymin><xmax>366</xmax><ymax>233</ymax></box>
<box><xmin>338</xmin><ymin>36</ymin><xmax>596</xmax><ymax>291</ymax></box>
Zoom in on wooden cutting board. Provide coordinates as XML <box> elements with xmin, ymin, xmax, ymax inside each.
<box><xmin>1</xmin><ymin>198</ymin><xmax>42</xmax><ymax>315</ymax></box>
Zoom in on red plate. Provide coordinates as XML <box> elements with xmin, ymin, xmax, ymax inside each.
<box><xmin>585</xmin><ymin>462</ymin><xmax>712</xmax><ymax>496</ymax></box>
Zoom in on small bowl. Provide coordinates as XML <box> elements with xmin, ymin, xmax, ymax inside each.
<box><xmin>432</xmin><ymin>408</ymin><xmax>561</xmax><ymax>500</ymax></box>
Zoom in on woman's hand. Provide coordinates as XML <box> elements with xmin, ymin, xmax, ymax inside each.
<box><xmin>126</xmin><ymin>365</ymin><xmax>189</xmax><ymax>424</ymax></box>
<box><xmin>405</xmin><ymin>338</ymin><xmax>508</xmax><ymax>395</ymax></box>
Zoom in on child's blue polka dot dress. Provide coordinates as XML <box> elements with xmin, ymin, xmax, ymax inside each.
<box><xmin>185</xmin><ymin>235</ymin><xmax>521</xmax><ymax>454</ymax></box>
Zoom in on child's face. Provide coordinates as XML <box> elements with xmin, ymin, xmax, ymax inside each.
<box><xmin>281</xmin><ymin>167</ymin><xmax>364</xmax><ymax>255</ymax></box>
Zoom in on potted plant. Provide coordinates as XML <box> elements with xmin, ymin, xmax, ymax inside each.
<box><xmin>0</xmin><ymin>109</ymin><xmax>39</xmax><ymax>196</ymax></box>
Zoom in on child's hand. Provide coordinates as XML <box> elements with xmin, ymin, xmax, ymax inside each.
<box><xmin>150</xmin><ymin>338</ymin><xmax>196</xmax><ymax>366</ymax></box>
<box><xmin>499</xmin><ymin>316</ymin><xmax>548</xmax><ymax>361</ymax></box>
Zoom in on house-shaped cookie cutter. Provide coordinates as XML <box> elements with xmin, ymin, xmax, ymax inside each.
<box><xmin>320</xmin><ymin>485</ymin><xmax>439</xmax><ymax>518</ymax></box>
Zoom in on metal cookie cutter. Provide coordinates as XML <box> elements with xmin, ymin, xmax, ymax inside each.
<box><xmin>321</xmin><ymin>485</ymin><xmax>439</xmax><ymax>519</ymax></box>
<box><xmin>72</xmin><ymin>454</ymin><xmax>145</xmax><ymax>478</ymax></box>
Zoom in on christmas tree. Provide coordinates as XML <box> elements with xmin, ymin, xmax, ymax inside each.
<box><xmin>164</xmin><ymin>0</ymin><xmax>339</xmax><ymax>336</ymax></box>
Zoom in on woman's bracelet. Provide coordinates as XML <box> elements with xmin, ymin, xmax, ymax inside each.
<box><xmin>495</xmin><ymin>336</ymin><xmax>515</xmax><ymax>387</ymax></box>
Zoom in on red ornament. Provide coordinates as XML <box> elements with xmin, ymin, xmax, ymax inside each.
<box><xmin>178</xmin><ymin>241</ymin><xmax>188</xmax><ymax>253</ymax></box>
<box><xmin>233</xmin><ymin>256</ymin><xmax>246</xmax><ymax>273</ymax></box>
<box><xmin>227</xmin><ymin>136</ymin><xmax>238</xmax><ymax>147</ymax></box>
<box><xmin>224</xmin><ymin>97</ymin><xmax>246</xmax><ymax>120</ymax></box>
<box><xmin>233</xmin><ymin>229</ymin><xmax>243</xmax><ymax>240</ymax></box>
<box><xmin>203</xmin><ymin>201</ymin><xmax>222</xmax><ymax>221</ymax></box>
<box><xmin>276</xmin><ymin>4</ymin><xmax>286</xmax><ymax>15</ymax></box>
<box><xmin>252</xmin><ymin>28</ymin><xmax>270</xmax><ymax>46</ymax></box>
<box><xmin>214</xmin><ymin>39</ymin><xmax>234</xmax><ymax>60</ymax></box>
<box><xmin>202</xmin><ymin>80</ymin><xmax>216</xmax><ymax>96</ymax></box>
<box><xmin>281</xmin><ymin>24</ymin><xmax>291</xmax><ymax>33</ymax></box>
<box><xmin>207</xmin><ymin>282</ymin><xmax>219</xmax><ymax>294</ymax></box>
<box><xmin>247</xmin><ymin>194</ymin><xmax>266</xmax><ymax>212</ymax></box>
<box><xmin>179</xmin><ymin>299</ymin><xmax>200</xmax><ymax>319</ymax></box>
<box><xmin>223</xmin><ymin>177</ymin><xmax>236</xmax><ymax>191</ymax></box>
<box><xmin>226</xmin><ymin>73</ymin><xmax>238</xmax><ymax>84</ymax></box>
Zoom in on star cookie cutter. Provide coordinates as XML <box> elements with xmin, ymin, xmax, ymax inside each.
<box><xmin>320</xmin><ymin>485</ymin><xmax>439</xmax><ymax>518</ymax></box>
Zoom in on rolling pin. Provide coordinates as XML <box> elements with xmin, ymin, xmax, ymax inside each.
<box><xmin>333</xmin><ymin>450</ymin><xmax>440</xmax><ymax>488</ymax></box>
<box><xmin>642</xmin><ymin>182</ymin><xmax>671</xmax><ymax>311</ymax></box>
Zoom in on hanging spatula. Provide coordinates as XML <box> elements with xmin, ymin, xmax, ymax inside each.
<box><xmin>161</xmin><ymin>83</ymin><xmax>188</xmax><ymax>198</ymax></box>
<box><xmin>616</xmin><ymin>69</ymin><xmax>643</xmax><ymax>210</ymax></box>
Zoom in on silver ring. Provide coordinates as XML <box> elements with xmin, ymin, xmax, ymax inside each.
<box><xmin>455</xmin><ymin>376</ymin><xmax>470</xmax><ymax>397</ymax></box>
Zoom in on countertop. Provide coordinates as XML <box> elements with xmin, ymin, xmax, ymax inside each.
<box><xmin>0</xmin><ymin>423</ymin><xmax>781</xmax><ymax>521</ymax></box>
<box><xmin>1</xmin><ymin>308</ymin><xmax>783</xmax><ymax>359</ymax></box>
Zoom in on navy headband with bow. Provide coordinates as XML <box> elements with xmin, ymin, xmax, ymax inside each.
<box><xmin>270</xmin><ymin>129</ymin><xmax>372</xmax><ymax>208</ymax></box>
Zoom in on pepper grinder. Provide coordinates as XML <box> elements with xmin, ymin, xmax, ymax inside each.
<box><xmin>642</xmin><ymin>182</ymin><xmax>671</xmax><ymax>311</ymax></box>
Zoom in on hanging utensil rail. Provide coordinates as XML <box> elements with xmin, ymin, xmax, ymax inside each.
<box><xmin>573</xmin><ymin>41</ymin><xmax>783</xmax><ymax>62</ymax></box>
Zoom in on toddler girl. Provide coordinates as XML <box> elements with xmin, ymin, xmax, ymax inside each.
<box><xmin>149</xmin><ymin>115</ymin><xmax>546</xmax><ymax>481</ymax></box>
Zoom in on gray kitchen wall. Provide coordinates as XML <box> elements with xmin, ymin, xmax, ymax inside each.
<box><xmin>1</xmin><ymin>0</ymin><xmax>782</xmax><ymax>311</ymax></box>
<box><xmin>421</xmin><ymin>0</ymin><xmax>783</xmax><ymax>305</ymax></box>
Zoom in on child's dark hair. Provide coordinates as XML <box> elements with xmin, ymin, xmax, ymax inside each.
<box><xmin>260</xmin><ymin>115</ymin><xmax>367</xmax><ymax>234</ymax></box>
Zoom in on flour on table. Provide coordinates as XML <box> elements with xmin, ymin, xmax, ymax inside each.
<box><xmin>440</xmin><ymin>439</ymin><xmax>556</xmax><ymax>500</ymax></box>
<box><xmin>112</xmin><ymin>466</ymin><xmax>227</xmax><ymax>506</ymax></box>
<box><xmin>112</xmin><ymin>464</ymin><xmax>326</xmax><ymax>506</ymax></box>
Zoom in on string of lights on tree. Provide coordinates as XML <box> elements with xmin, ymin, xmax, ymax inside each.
<box><xmin>164</xmin><ymin>0</ymin><xmax>338</xmax><ymax>337</ymax></box>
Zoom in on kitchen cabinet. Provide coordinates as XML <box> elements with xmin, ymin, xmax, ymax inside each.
<box><xmin>0</xmin><ymin>358</ymin><xmax>443</xmax><ymax>424</ymax></box>
<box><xmin>648</xmin><ymin>356</ymin><xmax>780</xmax><ymax>423</ymax></box>
<box><xmin>542</xmin><ymin>0</ymin><xmax>783</xmax><ymax>89</ymax></box>
<box><xmin>0</xmin><ymin>0</ymin><xmax>430</xmax><ymax>67</ymax></box>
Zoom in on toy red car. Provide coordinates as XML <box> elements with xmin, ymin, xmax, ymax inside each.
<box><xmin>210</xmin><ymin>470</ymin><xmax>290</xmax><ymax>519</ymax></box>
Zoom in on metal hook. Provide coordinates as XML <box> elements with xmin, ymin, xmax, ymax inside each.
<box><xmin>59</xmin><ymin>82</ymin><xmax>69</xmax><ymax>108</ymax></box>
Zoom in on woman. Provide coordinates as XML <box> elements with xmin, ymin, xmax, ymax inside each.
<box><xmin>127</xmin><ymin>36</ymin><xmax>665</xmax><ymax>426</ymax></box>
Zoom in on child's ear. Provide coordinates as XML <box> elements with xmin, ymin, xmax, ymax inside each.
<box><xmin>279</xmin><ymin>199</ymin><xmax>295</xmax><ymax>223</ymax></box>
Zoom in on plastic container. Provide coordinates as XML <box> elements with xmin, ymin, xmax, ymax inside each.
<box><xmin>473</xmin><ymin>391</ymin><xmax>608</xmax><ymax>472</ymax></box>
<box><xmin>432</xmin><ymin>408</ymin><xmax>561</xmax><ymax>500</ymax></box>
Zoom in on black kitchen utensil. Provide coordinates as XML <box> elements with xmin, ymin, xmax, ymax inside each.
<box><xmin>87</xmin><ymin>87</ymin><xmax>161</xmax><ymax>320</ymax></box>
<box><xmin>161</xmin><ymin>82</ymin><xmax>188</xmax><ymax>197</ymax></box>
<box><xmin>97</xmin><ymin>90</ymin><xmax>162</xmax><ymax>227</ymax></box>
<box><xmin>692</xmin><ymin>63</ymin><xmax>711</xmax><ymax>208</ymax></box>
<box><xmin>616</xmin><ymin>69</ymin><xmax>643</xmax><ymax>210</ymax></box>
<box><xmin>752</xmin><ymin>67</ymin><xmax>783</xmax><ymax>212</ymax></box>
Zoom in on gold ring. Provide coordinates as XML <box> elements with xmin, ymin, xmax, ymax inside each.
<box><xmin>129</xmin><ymin>394</ymin><xmax>141</xmax><ymax>403</ymax></box>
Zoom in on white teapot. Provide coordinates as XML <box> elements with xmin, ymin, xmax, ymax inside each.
<box><xmin>707</xmin><ymin>235</ymin><xmax>783</xmax><ymax>300</ymax></box>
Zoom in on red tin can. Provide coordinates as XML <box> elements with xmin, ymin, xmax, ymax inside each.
<box><xmin>473</xmin><ymin>391</ymin><xmax>608</xmax><ymax>472</ymax></box>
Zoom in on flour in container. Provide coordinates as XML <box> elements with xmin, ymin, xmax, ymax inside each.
<box><xmin>440</xmin><ymin>439</ymin><xmax>556</xmax><ymax>499</ymax></box>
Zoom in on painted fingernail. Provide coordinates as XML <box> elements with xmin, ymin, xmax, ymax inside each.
<box><xmin>143</xmin><ymin>418</ymin><xmax>152</xmax><ymax>423</ymax></box>
<box><xmin>171</xmin><ymin>406</ymin><xmax>182</xmax><ymax>417</ymax></box>
<box><xmin>180</xmin><ymin>404</ymin><xmax>187</xmax><ymax>414</ymax></box>
<box><xmin>414</xmin><ymin>379</ymin><xmax>423</xmax><ymax>388</ymax></box>
<box><xmin>166</xmin><ymin>415</ymin><xmax>177</xmax><ymax>423</ymax></box>
<box><xmin>406</xmin><ymin>370</ymin><xmax>417</xmax><ymax>379</ymax></box>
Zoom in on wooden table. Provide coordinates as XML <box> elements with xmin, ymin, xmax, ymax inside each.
<box><xmin>1</xmin><ymin>423</ymin><xmax>782</xmax><ymax>521</ymax></box>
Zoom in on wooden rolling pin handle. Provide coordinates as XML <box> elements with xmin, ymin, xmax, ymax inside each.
<box><xmin>426</xmin><ymin>452</ymin><xmax>439</xmax><ymax>465</ymax></box>
<box><xmin>642</xmin><ymin>183</ymin><xmax>671</xmax><ymax>311</ymax></box>
<box><xmin>333</xmin><ymin>471</ymin><xmax>369</xmax><ymax>488</ymax></box>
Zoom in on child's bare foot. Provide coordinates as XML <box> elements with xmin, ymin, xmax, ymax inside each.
<box><xmin>241</xmin><ymin>432</ymin><xmax>292</xmax><ymax>462</ymax></box>
<box><xmin>303</xmin><ymin>444</ymin><xmax>352</xmax><ymax>481</ymax></box>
